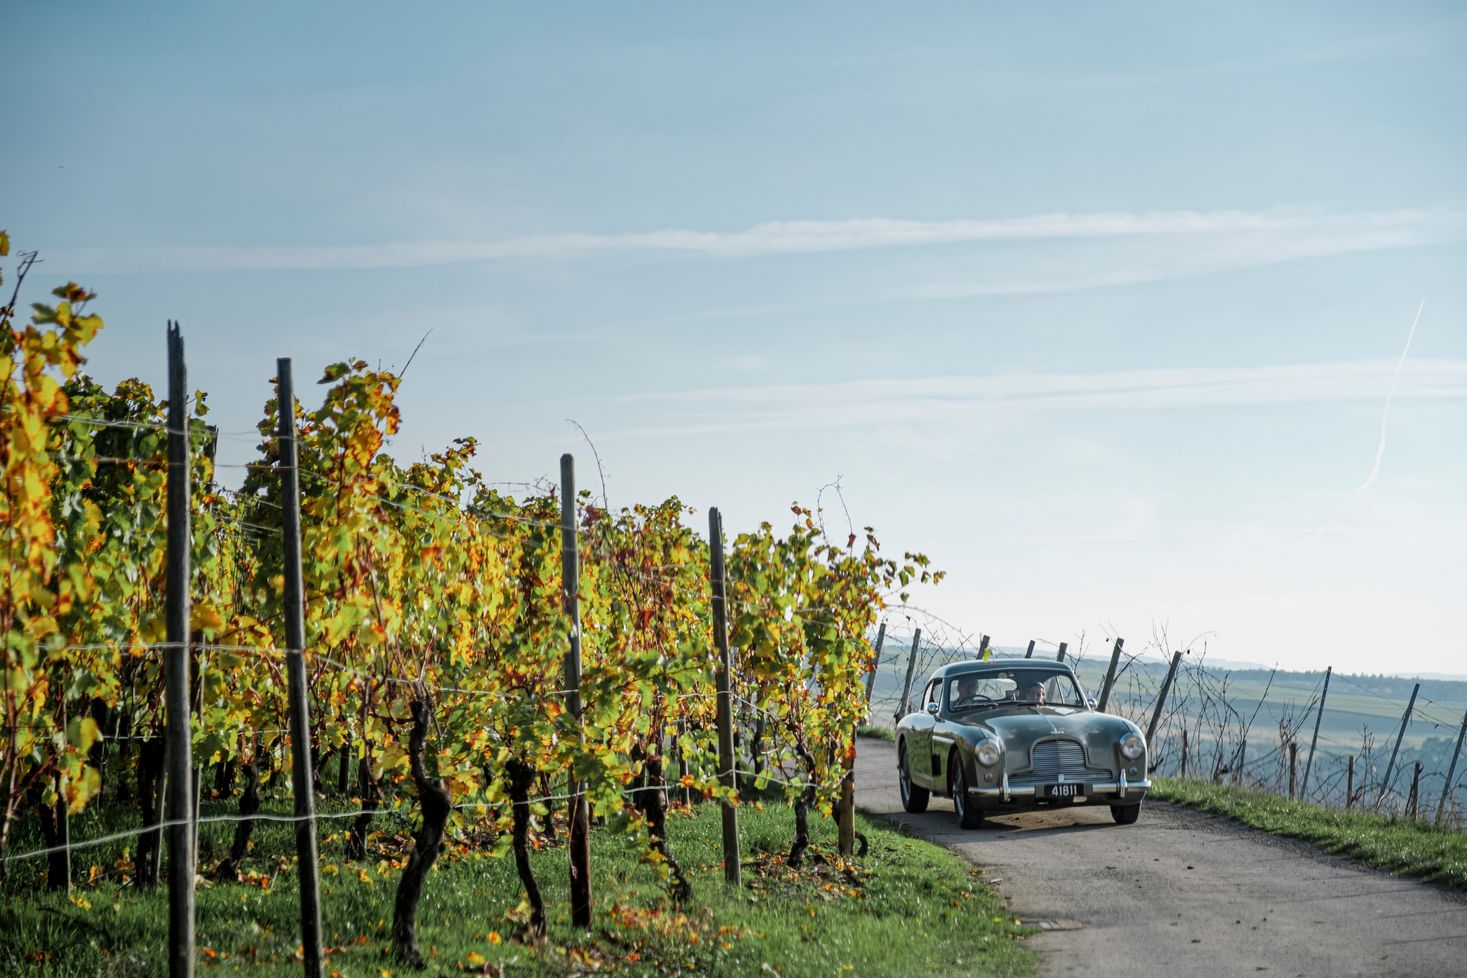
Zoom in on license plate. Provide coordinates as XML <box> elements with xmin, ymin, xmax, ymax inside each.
<box><xmin>1041</xmin><ymin>783</ymin><xmax>1085</xmax><ymax>800</ymax></box>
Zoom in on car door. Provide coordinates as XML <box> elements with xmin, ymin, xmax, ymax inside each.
<box><xmin>907</xmin><ymin>678</ymin><xmax>941</xmax><ymax>788</ymax></box>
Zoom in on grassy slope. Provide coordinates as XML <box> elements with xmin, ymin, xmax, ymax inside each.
<box><xmin>2</xmin><ymin>802</ymin><xmax>1030</xmax><ymax>978</ymax></box>
<box><xmin>1152</xmin><ymin>776</ymin><xmax>1467</xmax><ymax>890</ymax></box>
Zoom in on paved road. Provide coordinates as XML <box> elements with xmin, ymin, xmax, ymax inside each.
<box><xmin>854</xmin><ymin>736</ymin><xmax>1467</xmax><ymax>978</ymax></box>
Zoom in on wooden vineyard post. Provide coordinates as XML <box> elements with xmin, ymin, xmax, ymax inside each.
<box><xmin>849</xmin><ymin>621</ymin><xmax>888</xmax><ymax>856</ymax></box>
<box><xmin>1097</xmin><ymin>637</ymin><xmax>1124</xmax><ymax>713</ymax></box>
<box><xmin>1180</xmin><ymin>730</ymin><xmax>1189</xmax><ymax>779</ymax></box>
<box><xmin>863</xmin><ymin>621</ymin><xmax>886</xmax><ymax>710</ymax></box>
<box><xmin>1287</xmin><ymin>741</ymin><xmax>1297</xmax><ymax>799</ymax></box>
<box><xmin>977</xmin><ymin>634</ymin><xmax>990</xmax><ymax>660</ymax></box>
<box><xmin>1024</xmin><ymin>640</ymin><xmax>1035</xmax><ymax>659</ymax></box>
<box><xmin>163</xmin><ymin>323</ymin><xmax>195</xmax><ymax>978</ymax></box>
<box><xmin>1056</xmin><ymin>642</ymin><xmax>1067</xmax><ymax>663</ymax></box>
<box><xmin>1408</xmin><ymin>762</ymin><xmax>1422</xmax><ymax>819</ymax></box>
<box><xmin>708</xmin><ymin>507</ymin><xmax>740</xmax><ymax>885</ymax></box>
<box><xmin>1377</xmin><ymin>683</ymin><xmax>1420</xmax><ymax>810</ymax></box>
<box><xmin>896</xmin><ymin>629</ymin><xmax>922</xmax><ymax>723</ymax></box>
<box><xmin>276</xmin><ymin>359</ymin><xmax>324</xmax><ymax>978</ymax></box>
<box><xmin>1300</xmin><ymin>666</ymin><xmax>1331</xmax><ymax>799</ymax></box>
<box><xmin>560</xmin><ymin>454</ymin><xmax>592</xmax><ymax>927</ymax></box>
<box><xmin>1346</xmin><ymin>756</ymin><xmax>1355</xmax><ymax>809</ymax></box>
<box><xmin>1435</xmin><ymin>708</ymin><xmax>1467</xmax><ymax>824</ymax></box>
<box><xmin>1146</xmin><ymin>652</ymin><xmax>1183</xmax><ymax>750</ymax></box>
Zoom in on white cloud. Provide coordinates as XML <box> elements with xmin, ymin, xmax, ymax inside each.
<box><xmin>47</xmin><ymin>207</ymin><xmax>1466</xmax><ymax>273</ymax></box>
<box><xmin>600</xmin><ymin>358</ymin><xmax>1467</xmax><ymax>439</ymax></box>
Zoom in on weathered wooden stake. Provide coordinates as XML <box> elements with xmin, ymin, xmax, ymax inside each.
<box><xmin>708</xmin><ymin>507</ymin><xmax>740</xmax><ymax>885</ymax></box>
<box><xmin>1056</xmin><ymin>641</ymin><xmax>1068</xmax><ymax>663</ymax></box>
<box><xmin>560</xmin><ymin>454</ymin><xmax>592</xmax><ymax>926</ymax></box>
<box><xmin>1346</xmin><ymin>756</ymin><xmax>1355</xmax><ymax>809</ymax></box>
<box><xmin>863</xmin><ymin>621</ymin><xmax>886</xmax><ymax>708</ymax></box>
<box><xmin>164</xmin><ymin>323</ymin><xmax>195</xmax><ymax>978</ymax></box>
<box><xmin>1377</xmin><ymin>683</ymin><xmax>1420</xmax><ymax>810</ymax></box>
<box><xmin>1180</xmin><ymin>729</ymin><xmax>1189</xmax><ymax>778</ymax></box>
<box><xmin>977</xmin><ymin>634</ymin><xmax>990</xmax><ymax>660</ymax></box>
<box><xmin>1407</xmin><ymin>761</ymin><xmax>1422</xmax><ymax>819</ymax></box>
<box><xmin>1024</xmin><ymin>640</ymin><xmax>1035</xmax><ymax>659</ymax></box>
<box><xmin>1435</xmin><ymin>708</ymin><xmax>1467</xmax><ymax>824</ymax></box>
<box><xmin>1097</xmin><ymin>637</ymin><xmax>1124</xmax><ymax>713</ymax></box>
<box><xmin>896</xmin><ymin>629</ymin><xmax>923</xmax><ymax>723</ymax></box>
<box><xmin>276</xmin><ymin>359</ymin><xmax>324</xmax><ymax>978</ymax></box>
<box><xmin>1145</xmin><ymin>651</ymin><xmax>1183</xmax><ymax>748</ymax></box>
<box><xmin>1300</xmin><ymin>666</ymin><xmax>1331</xmax><ymax>799</ymax></box>
<box><xmin>1287</xmin><ymin>741</ymin><xmax>1297</xmax><ymax>800</ymax></box>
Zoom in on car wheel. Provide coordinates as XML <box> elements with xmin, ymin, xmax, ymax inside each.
<box><xmin>899</xmin><ymin>741</ymin><xmax>929</xmax><ymax>813</ymax></box>
<box><xmin>950</xmin><ymin>755</ymin><xmax>984</xmax><ymax>830</ymax></box>
<box><xmin>1111</xmin><ymin>802</ymin><xmax>1142</xmax><ymax>825</ymax></box>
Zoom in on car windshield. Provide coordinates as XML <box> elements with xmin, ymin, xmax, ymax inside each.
<box><xmin>946</xmin><ymin>671</ymin><xmax>1086</xmax><ymax>711</ymax></box>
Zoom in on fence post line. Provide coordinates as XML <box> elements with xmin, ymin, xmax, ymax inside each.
<box><xmin>163</xmin><ymin>322</ymin><xmax>195</xmax><ymax>978</ymax></box>
<box><xmin>1300</xmin><ymin>666</ymin><xmax>1331</xmax><ymax>799</ymax></box>
<box><xmin>1377</xmin><ymin>683</ymin><xmax>1420</xmax><ymax>810</ymax></box>
<box><xmin>1097</xmin><ymin>638</ymin><xmax>1124</xmax><ymax>713</ymax></box>
<box><xmin>1435</xmin><ymin>708</ymin><xmax>1467</xmax><ymax>824</ymax></box>
<box><xmin>863</xmin><ymin>621</ymin><xmax>887</xmax><ymax>709</ymax></box>
<box><xmin>276</xmin><ymin>359</ymin><xmax>324</xmax><ymax>978</ymax></box>
<box><xmin>1056</xmin><ymin>642</ymin><xmax>1067</xmax><ymax>663</ymax></box>
<box><xmin>1024</xmin><ymin>640</ymin><xmax>1035</xmax><ymax>659</ymax></box>
<box><xmin>559</xmin><ymin>454</ymin><xmax>592</xmax><ymax>927</ymax></box>
<box><xmin>896</xmin><ymin>629</ymin><xmax>922</xmax><ymax>723</ymax></box>
<box><xmin>707</xmin><ymin>507</ymin><xmax>740</xmax><ymax>886</ymax></box>
<box><xmin>1145</xmin><ymin>651</ymin><xmax>1183</xmax><ymax>749</ymax></box>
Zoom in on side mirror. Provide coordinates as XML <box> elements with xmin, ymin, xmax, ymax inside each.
<box><xmin>1087</xmin><ymin>697</ymin><xmax>1098</xmax><ymax>710</ymax></box>
<box><xmin>926</xmin><ymin>702</ymin><xmax>940</xmax><ymax>716</ymax></box>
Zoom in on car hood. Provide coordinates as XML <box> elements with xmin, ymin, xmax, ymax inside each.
<box><xmin>954</xmin><ymin>708</ymin><xmax>1140</xmax><ymax>761</ymax></box>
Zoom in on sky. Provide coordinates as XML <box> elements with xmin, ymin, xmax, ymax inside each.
<box><xmin>5</xmin><ymin>1</ymin><xmax>1465</xmax><ymax>676</ymax></box>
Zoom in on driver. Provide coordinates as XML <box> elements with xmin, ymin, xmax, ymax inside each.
<box><xmin>1021</xmin><ymin>679</ymin><xmax>1047</xmax><ymax>704</ymax></box>
<box><xmin>951</xmin><ymin>674</ymin><xmax>982</xmax><ymax>709</ymax></box>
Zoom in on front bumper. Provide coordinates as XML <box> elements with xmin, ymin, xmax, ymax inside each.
<box><xmin>967</xmin><ymin>769</ymin><xmax>1151</xmax><ymax>803</ymax></box>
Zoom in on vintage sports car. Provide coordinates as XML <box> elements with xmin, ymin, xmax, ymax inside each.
<box><xmin>896</xmin><ymin>660</ymin><xmax>1149</xmax><ymax>828</ymax></box>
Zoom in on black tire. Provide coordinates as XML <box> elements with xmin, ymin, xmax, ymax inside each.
<box><xmin>899</xmin><ymin>741</ymin><xmax>930</xmax><ymax>814</ymax></box>
<box><xmin>950</xmin><ymin>755</ymin><xmax>984</xmax><ymax>830</ymax></box>
<box><xmin>1111</xmin><ymin>802</ymin><xmax>1142</xmax><ymax>825</ymax></box>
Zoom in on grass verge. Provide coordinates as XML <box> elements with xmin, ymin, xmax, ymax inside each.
<box><xmin>857</xmin><ymin>725</ymin><xmax>895</xmax><ymax>743</ymax></box>
<box><xmin>1152</xmin><ymin>776</ymin><xmax>1467</xmax><ymax>890</ymax></box>
<box><xmin>2</xmin><ymin>801</ymin><xmax>1030</xmax><ymax>978</ymax></box>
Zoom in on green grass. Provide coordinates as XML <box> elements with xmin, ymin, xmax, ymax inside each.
<box><xmin>857</xmin><ymin>725</ymin><xmax>895</xmax><ymax>743</ymax></box>
<box><xmin>1152</xmin><ymin>776</ymin><xmax>1467</xmax><ymax>890</ymax></box>
<box><xmin>1</xmin><ymin>801</ymin><xmax>1030</xmax><ymax>978</ymax></box>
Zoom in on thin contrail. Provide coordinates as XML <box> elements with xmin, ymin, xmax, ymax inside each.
<box><xmin>1356</xmin><ymin>298</ymin><xmax>1426</xmax><ymax>493</ymax></box>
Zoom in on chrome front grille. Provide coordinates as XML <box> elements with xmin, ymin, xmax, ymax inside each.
<box><xmin>1009</xmin><ymin>739</ymin><xmax>1109</xmax><ymax>787</ymax></box>
<box><xmin>1029</xmin><ymin>739</ymin><xmax>1089</xmax><ymax>777</ymax></box>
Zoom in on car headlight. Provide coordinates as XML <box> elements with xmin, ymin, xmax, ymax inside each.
<box><xmin>1119</xmin><ymin>733</ymin><xmax>1145</xmax><ymax>760</ymax></box>
<box><xmin>976</xmin><ymin>740</ymin><xmax>1002</xmax><ymax>767</ymax></box>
